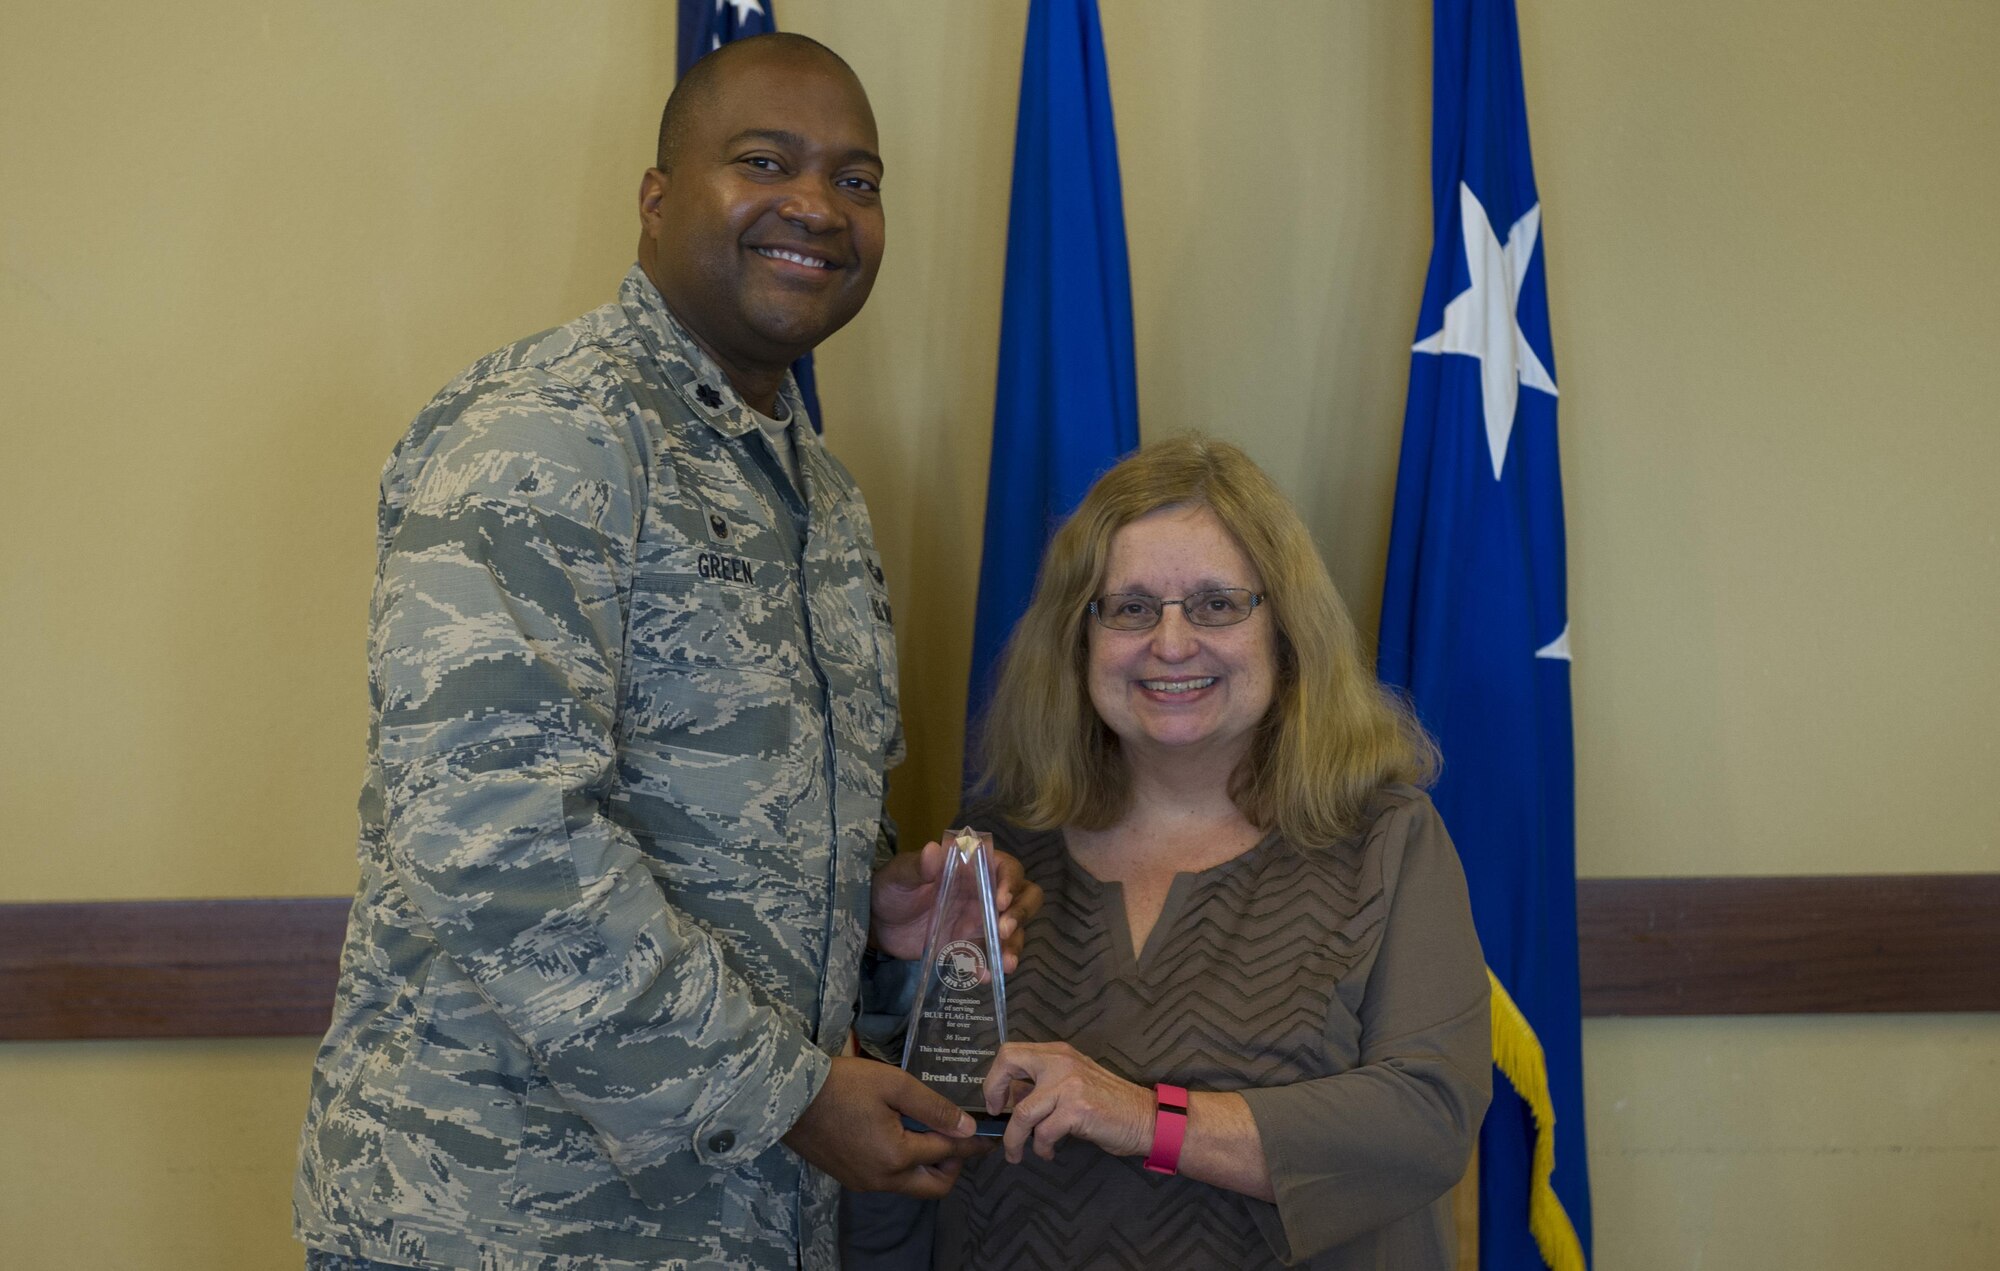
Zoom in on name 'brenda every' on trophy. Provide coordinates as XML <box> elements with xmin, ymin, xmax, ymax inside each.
<box><xmin>934</xmin><ymin>435</ymin><xmax>1494</xmax><ymax>1271</ymax></box>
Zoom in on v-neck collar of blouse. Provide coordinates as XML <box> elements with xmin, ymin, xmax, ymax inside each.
<box><xmin>1056</xmin><ymin>826</ymin><xmax>1283</xmax><ymax>973</ymax></box>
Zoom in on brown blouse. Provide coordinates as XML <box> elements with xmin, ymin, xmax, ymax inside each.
<box><xmin>932</xmin><ymin>786</ymin><xmax>1491</xmax><ymax>1270</ymax></box>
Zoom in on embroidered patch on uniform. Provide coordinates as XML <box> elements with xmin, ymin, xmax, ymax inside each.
<box><xmin>865</xmin><ymin>556</ymin><xmax>885</xmax><ymax>586</ymax></box>
<box><xmin>697</xmin><ymin>551</ymin><xmax>759</xmax><ymax>586</ymax></box>
<box><xmin>694</xmin><ymin>383</ymin><xmax>724</xmax><ymax>409</ymax></box>
<box><xmin>703</xmin><ymin>507</ymin><xmax>733</xmax><ymax>543</ymax></box>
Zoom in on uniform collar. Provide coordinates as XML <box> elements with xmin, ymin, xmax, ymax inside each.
<box><xmin>618</xmin><ymin>264</ymin><xmax>807</xmax><ymax>442</ymax></box>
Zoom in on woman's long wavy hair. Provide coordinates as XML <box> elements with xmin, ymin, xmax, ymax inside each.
<box><xmin>972</xmin><ymin>435</ymin><xmax>1437</xmax><ymax>849</ymax></box>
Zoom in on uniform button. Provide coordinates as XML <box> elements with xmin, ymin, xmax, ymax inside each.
<box><xmin>707</xmin><ymin>1130</ymin><xmax>736</xmax><ymax>1155</ymax></box>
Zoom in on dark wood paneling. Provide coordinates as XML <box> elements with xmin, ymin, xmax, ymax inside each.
<box><xmin>3</xmin><ymin>876</ymin><xmax>1997</xmax><ymax>1039</ymax></box>
<box><xmin>0</xmin><ymin>897</ymin><xmax>349</xmax><ymax>1040</ymax></box>
<box><xmin>1577</xmin><ymin>874</ymin><xmax>2000</xmax><ymax>1016</ymax></box>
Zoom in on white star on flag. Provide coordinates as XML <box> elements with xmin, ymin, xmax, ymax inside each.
<box><xmin>1413</xmin><ymin>181</ymin><xmax>1558</xmax><ymax>480</ymax></box>
<box><xmin>720</xmin><ymin>0</ymin><xmax>767</xmax><ymax>23</ymax></box>
<box><xmin>1535</xmin><ymin>623</ymin><xmax>1571</xmax><ymax>662</ymax></box>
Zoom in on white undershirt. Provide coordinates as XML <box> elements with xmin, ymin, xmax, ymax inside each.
<box><xmin>749</xmin><ymin>399</ymin><xmax>801</xmax><ymax>495</ymax></box>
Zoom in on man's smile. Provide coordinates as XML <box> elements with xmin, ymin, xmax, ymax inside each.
<box><xmin>752</xmin><ymin>245</ymin><xmax>838</xmax><ymax>271</ymax></box>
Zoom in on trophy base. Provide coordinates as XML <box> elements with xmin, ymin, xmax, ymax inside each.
<box><xmin>901</xmin><ymin>1112</ymin><xmax>1010</xmax><ymax>1138</ymax></box>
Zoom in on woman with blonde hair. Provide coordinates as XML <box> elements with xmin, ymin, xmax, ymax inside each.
<box><xmin>935</xmin><ymin>435</ymin><xmax>1490</xmax><ymax>1270</ymax></box>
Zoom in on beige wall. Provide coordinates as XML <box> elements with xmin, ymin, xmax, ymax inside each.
<box><xmin>1525</xmin><ymin>0</ymin><xmax>2000</xmax><ymax>878</ymax></box>
<box><xmin>2</xmin><ymin>1</ymin><xmax>1994</xmax><ymax>1266</ymax></box>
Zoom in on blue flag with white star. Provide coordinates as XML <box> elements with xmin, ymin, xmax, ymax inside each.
<box><xmin>965</xmin><ymin>0</ymin><xmax>1139</xmax><ymax>739</ymax></box>
<box><xmin>1377</xmin><ymin>1</ymin><xmax>1591</xmax><ymax>1267</ymax></box>
<box><xmin>676</xmin><ymin>0</ymin><xmax>824</xmax><ymax>433</ymax></box>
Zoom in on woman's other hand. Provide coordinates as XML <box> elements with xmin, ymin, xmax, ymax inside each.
<box><xmin>982</xmin><ymin>1041</ymin><xmax>1154</xmax><ymax>1163</ymax></box>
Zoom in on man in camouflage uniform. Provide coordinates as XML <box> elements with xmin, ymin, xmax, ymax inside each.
<box><xmin>296</xmin><ymin>35</ymin><xmax>1032</xmax><ymax>1271</ymax></box>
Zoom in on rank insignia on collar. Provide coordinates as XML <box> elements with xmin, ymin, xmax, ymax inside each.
<box><xmin>866</xmin><ymin>556</ymin><xmax>885</xmax><ymax>585</ymax></box>
<box><xmin>694</xmin><ymin>383</ymin><xmax>724</xmax><ymax>409</ymax></box>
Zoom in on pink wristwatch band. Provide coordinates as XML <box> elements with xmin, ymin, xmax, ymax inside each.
<box><xmin>1142</xmin><ymin>1083</ymin><xmax>1189</xmax><ymax>1175</ymax></box>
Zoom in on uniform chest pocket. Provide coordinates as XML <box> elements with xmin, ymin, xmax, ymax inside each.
<box><xmin>626</xmin><ymin>553</ymin><xmax>801</xmax><ymax>676</ymax></box>
<box><xmin>860</xmin><ymin>552</ymin><xmax>901</xmax><ymax>766</ymax></box>
<box><xmin>616</xmin><ymin>563</ymin><xmax>805</xmax><ymax>846</ymax></box>
<box><xmin>802</xmin><ymin>534</ymin><xmax>898</xmax><ymax>778</ymax></box>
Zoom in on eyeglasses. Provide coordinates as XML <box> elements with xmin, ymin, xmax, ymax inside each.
<box><xmin>1088</xmin><ymin>589</ymin><xmax>1263</xmax><ymax>631</ymax></box>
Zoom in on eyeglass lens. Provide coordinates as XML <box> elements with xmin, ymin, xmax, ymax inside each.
<box><xmin>1093</xmin><ymin>589</ymin><xmax>1259</xmax><ymax>630</ymax></box>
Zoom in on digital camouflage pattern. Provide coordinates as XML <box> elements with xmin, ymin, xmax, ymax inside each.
<box><xmin>296</xmin><ymin>267</ymin><xmax>903</xmax><ymax>1271</ymax></box>
<box><xmin>307</xmin><ymin>1253</ymin><xmax>420</xmax><ymax>1271</ymax></box>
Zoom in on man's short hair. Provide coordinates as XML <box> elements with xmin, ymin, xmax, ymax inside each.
<box><xmin>656</xmin><ymin>33</ymin><xmax>856</xmax><ymax>171</ymax></box>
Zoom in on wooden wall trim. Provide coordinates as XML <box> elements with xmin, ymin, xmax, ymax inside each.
<box><xmin>0</xmin><ymin>897</ymin><xmax>349</xmax><ymax>1041</ymax></box>
<box><xmin>1576</xmin><ymin>874</ymin><xmax>2000</xmax><ymax>1017</ymax></box>
<box><xmin>3</xmin><ymin>876</ymin><xmax>1997</xmax><ymax>1041</ymax></box>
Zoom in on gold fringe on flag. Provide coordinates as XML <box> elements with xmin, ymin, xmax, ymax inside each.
<box><xmin>1487</xmin><ymin>968</ymin><xmax>1588</xmax><ymax>1271</ymax></box>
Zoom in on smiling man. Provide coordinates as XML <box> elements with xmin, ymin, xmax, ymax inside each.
<box><xmin>294</xmin><ymin>34</ymin><xmax>1033</xmax><ymax>1271</ymax></box>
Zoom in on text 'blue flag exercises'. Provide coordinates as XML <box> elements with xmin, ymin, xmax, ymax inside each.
<box><xmin>966</xmin><ymin>0</ymin><xmax>1140</xmax><ymax>745</ymax></box>
<box><xmin>676</xmin><ymin>0</ymin><xmax>824</xmax><ymax>433</ymax></box>
<box><xmin>1378</xmin><ymin>1</ymin><xmax>1591</xmax><ymax>1267</ymax></box>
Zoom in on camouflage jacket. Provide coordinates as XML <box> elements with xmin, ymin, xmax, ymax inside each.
<box><xmin>296</xmin><ymin>267</ymin><xmax>902</xmax><ymax>1270</ymax></box>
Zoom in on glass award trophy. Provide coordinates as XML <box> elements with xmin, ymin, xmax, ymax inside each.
<box><xmin>899</xmin><ymin>828</ymin><xmax>1010</xmax><ymax>1135</ymax></box>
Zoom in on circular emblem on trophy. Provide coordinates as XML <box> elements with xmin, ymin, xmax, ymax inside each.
<box><xmin>937</xmin><ymin>940</ymin><xmax>985</xmax><ymax>992</ymax></box>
